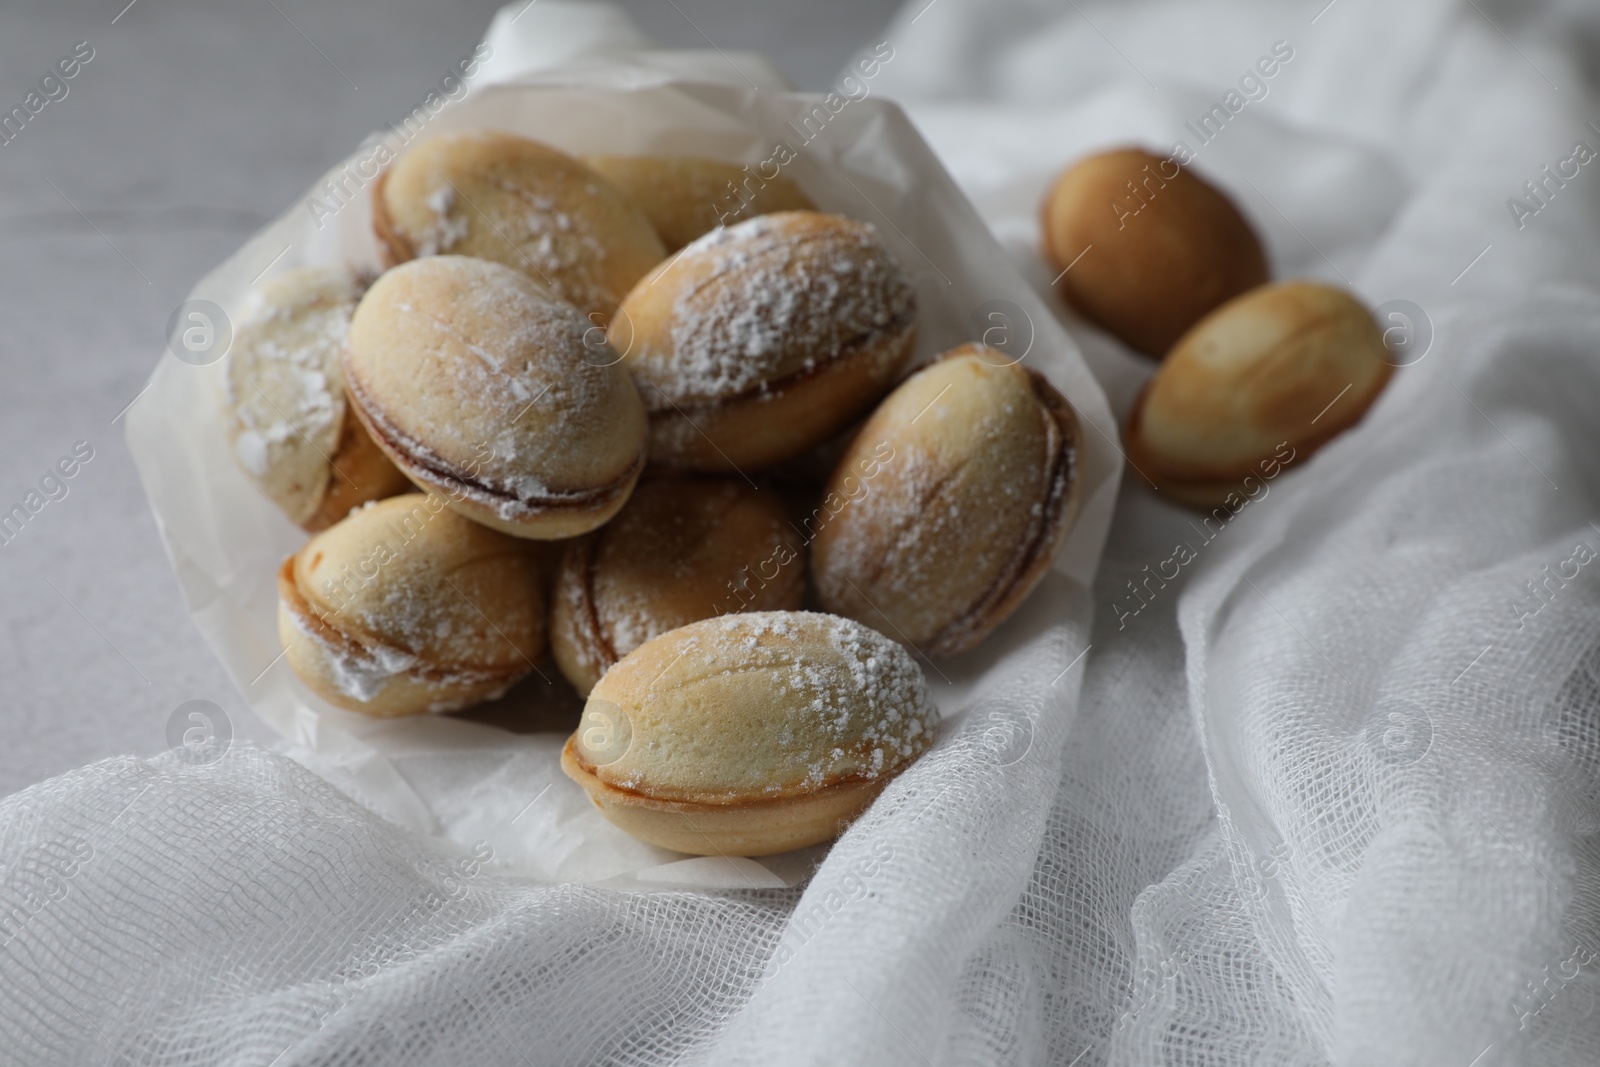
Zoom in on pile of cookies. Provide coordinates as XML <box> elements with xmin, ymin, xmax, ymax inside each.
<box><xmin>1041</xmin><ymin>147</ymin><xmax>1394</xmax><ymax>509</ymax></box>
<box><xmin>225</xmin><ymin>129</ymin><xmax>1084</xmax><ymax>855</ymax></box>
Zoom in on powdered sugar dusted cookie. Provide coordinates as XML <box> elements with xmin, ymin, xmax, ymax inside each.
<box><xmin>277</xmin><ymin>493</ymin><xmax>546</xmax><ymax>716</ymax></box>
<box><xmin>223</xmin><ymin>265</ymin><xmax>409</xmax><ymax>530</ymax></box>
<box><xmin>812</xmin><ymin>345</ymin><xmax>1082</xmax><ymax>659</ymax></box>
<box><xmin>609</xmin><ymin>211</ymin><xmax>917</xmax><ymax>472</ymax></box>
<box><xmin>374</xmin><ymin>129</ymin><xmax>665</xmax><ymax>318</ymax></box>
<box><xmin>342</xmin><ymin>256</ymin><xmax>648</xmax><ymax>540</ymax></box>
<box><xmin>561</xmin><ymin>610</ymin><xmax>936</xmax><ymax>855</ymax></box>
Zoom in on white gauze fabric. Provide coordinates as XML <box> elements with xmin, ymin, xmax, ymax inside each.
<box><xmin>5</xmin><ymin>0</ymin><xmax>1600</xmax><ymax>1064</ymax></box>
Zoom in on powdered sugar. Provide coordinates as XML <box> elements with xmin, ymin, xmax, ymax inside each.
<box><xmin>635</xmin><ymin>214</ymin><xmax>916</xmax><ymax>407</ymax></box>
<box><xmin>287</xmin><ymin>602</ymin><xmax>521</xmax><ymax>713</ymax></box>
<box><xmin>412</xmin><ymin>172</ymin><xmax>623</xmax><ymax>312</ymax></box>
<box><xmin>329</xmin><ymin>640</ymin><xmax>417</xmax><ymax>703</ymax></box>
<box><xmin>234</xmin><ymin>431</ymin><xmax>270</xmax><ymax>476</ymax></box>
<box><xmin>350</xmin><ymin>257</ymin><xmax>640</xmax><ymax>511</ymax></box>
<box><xmin>606</xmin><ymin>611</ymin><xmax>937</xmax><ymax>798</ymax></box>
<box><xmin>415</xmin><ymin>185</ymin><xmax>470</xmax><ymax>256</ymax></box>
<box><xmin>224</xmin><ymin>267</ymin><xmax>365</xmax><ymax>520</ymax></box>
<box><xmin>500</xmin><ymin>191</ymin><xmax>608</xmax><ymax>299</ymax></box>
<box><xmin>225</xmin><ymin>289</ymin><xmax>351</xmax><ymax>441</ymax></box>
<box><xmin>813</xmin><ymin>358</ymin><xmax>1074</xmax><ymax>658</ymax></box>
<box><xmin>286</xmin><ymin>604</ymin><xmax>417</xmax><ymax>703</ymax></box>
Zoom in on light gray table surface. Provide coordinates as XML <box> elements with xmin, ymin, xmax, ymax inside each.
<box><xmin>0</xmin><ymin>0</ymin><xmax>900</xmax><ymax>798</ymax></box>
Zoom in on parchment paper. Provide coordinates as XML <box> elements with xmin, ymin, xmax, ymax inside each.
<box><xmin>125</xmin><ymin>10</ymin><xmax>1119</xmax><ymax>890</ymax></box>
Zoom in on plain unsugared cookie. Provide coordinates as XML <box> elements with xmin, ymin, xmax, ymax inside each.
<box><xmin>1124</xmin><ymin>281</ymin><xmax>1393</xmax><ymax>509</ymax></box>
<box><xmin>1041</xmin><ymin>147</ymin><xmax>1268</xmax><ymax>358</ymax></box>
<box><xmin>342</xmin><ymin>256</ymin><xmax>648</xmax><ymax>540</ymax></box>
<box><xmin>277</xmin><ymin>493</ymin><xmax>547</xmax><ymax>716</ymax></box>
<box><xmin>223</xmin><ymin>266</ymin><xmax>409</xmax><ymax>530</ymax></box>
<box><xmin>374</xmin><ymin>129</ymin><xmax>666</xmax><ymax>318</ymax></box>
<box><xmin>561</xmin><ymin>611</ymin><xmax>938</xmax><ymax>856</ymax></box>
<box><xmin>609</xmin><ymin>211</ymin><xmax>917</xmax><ymax>472</ymax></box>
<box><xmin>551</xmin><ymin>478</ymin><xmax>805</xmax><ymax>695</ymax></box>
<box><xmin>812</xmin><ymin>345</ymin><xmax>1082</xmax><ymax>658</ymax></box>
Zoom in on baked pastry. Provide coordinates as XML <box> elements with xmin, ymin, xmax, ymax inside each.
<box><xmin>277</xmin><ymin>493</ymin><xmax>546</xmax><ymax>716</ymax></box>
<box><xmin>560</xmin><ymin>611</ymin><xmax>937</xmax><ymax>855</ymax></box>
<box><xmin>551</xmin><ymin>478</ymin><xmax>805</xmax><ymax>694</ymax></box>
<box><xmin>223</xmin><ymin>266</ymin><xmax>409</xmax><ymax>530</ymax></box>
<box><xmin>343</xmin><ymin>256</ymin><xmax>648</xmax><ymax>539</ymax></box>
<box><xmin>581</xmin><ymin>154</ymin><xmax>815</xmax><ymax>251</ymax></box>
<box><xmin>374</xmin><ymin>129</ymin><xmax>666</xmax><ymax>317</ymax></box>
<box><xmin>1041</xmin><ymin>147</ymin><xmax>1268</xmax><ymax>358</ymax></box>
<box><xmin>1124</xmin><ymin>280</ymin><xmax>1392</xmax><ymax>509</ymax></box>
<box><xmin>812</xmin><ymin>344</ymin><xmax>1082</xmax><ymax>658</ymax></box>
<box><xmin>609</xmin><ymin>211</ymin><xmax>917</xmax><ymax>472</ymax></box>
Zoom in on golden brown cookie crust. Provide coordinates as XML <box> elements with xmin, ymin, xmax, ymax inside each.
<box><xmin>581</xmin><ymin>154</ymin><xmax>816</xmax><ymax>252</ymax></box>
<box><xmin>342</xmin><ymin>256</ymin><xmax>649</xmax><ymax>540</ymax></box>
<box><xmin>813</xmin><ymin>347</ymin><xmax>1083</xmax><ymax>659</ymax></box>
<box><xmin>373</xmin><ymin>129</ymin><xmax>666</xmax><ymax>317</ymax></box>
<box><xmin>1123</xmin><ymin>281</ymin><xmax>1393</xmax><ymax>505</ymax></box>
<box><xmin>561</xmin><ymin>611</ymin><xmax>936</xmax><ymax>854</ymax></box>
<box><xmin>612</xmin><ymin>211</ymin><xmax>917</xmax><ymax>472</ymax></box>
<box><xmin>1041</xmin><ymin>146</ymin><xmax>1268</xmax><ymax>358</ymax></box>
<box><xmin>550</xmin><ymin>479</ymin><xmax>805</xmax><ymax>694</ymax></box>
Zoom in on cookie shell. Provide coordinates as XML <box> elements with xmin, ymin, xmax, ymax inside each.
<box><xmin>223</xmin><ymin>266</ymin><xmax>409</xmax><ymax>530</ymax></box>
<box><xmin>343</xmin><ymin>256</ymin><xmax>648</xmax><ymax>539</ymax></box>
<box><xmin>1041</xmin><ymin>147</ymin><xmax>1268</xmax><ymax>358</ymax></box>
<box><xmin>551</xmin><ymin>478</ymin><xmax>805</xmax><ymax>695</ymax></box>
<box><xmin>561</xmin><ymin>611</ymin><xmax>936</xmax><ymax>855</ymax></box>
<box><xmin>1124</xmin><ymin>280</ymin><xmax>1392</xmax><ymax>506</ymax></box>
<box><xmin>581</xmin><ymin>154</ymin><xmax>815</xmax><ymax>251</ymax></box>
<box><xmin>610</xmin><ymin>211</ymin><xmax>916</xmax><ymax>472</ymax></box>
<box><xmin>374</xmin><ymin>129</ymin><xmax>665</xmax><ymax>317</ymax></box>
<box><xmin>812</xmin><ymin>345</ymin><xmax>1082</xmax><ymax>659</ymax></box>
<box><xmin>277</xmin><ymin>493</ymin><xmax>546</xmax><ymax>716</ymax></box>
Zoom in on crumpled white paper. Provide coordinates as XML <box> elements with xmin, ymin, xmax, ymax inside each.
<box><xmin>124</xmin><ymin>1</ymin><xmax>1117</xmax><ymax>891</ymax></box>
